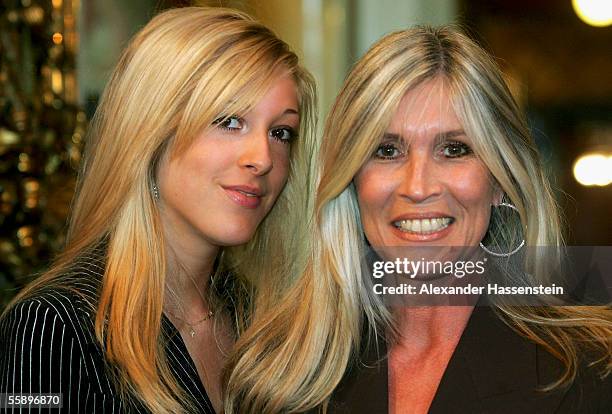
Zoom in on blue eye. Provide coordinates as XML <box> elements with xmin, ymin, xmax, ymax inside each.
<box><xmin>270</xmin><ymin>127</ymin><xmax>297</xmax><ymax>144</ymax></box>
<box><xmin>214</xmin><ymin>115</ymin><xmax>244</xmax><ymax>130</ymax></box>
<box><xmin>442</xmin><ymin>141</ymin><xmax>472</xmax><ymax>158</ymax></box>
<box><xmin>375</xmin><ymin>143</ymin><xmax>402</xmax><ymax>159</ymax></box>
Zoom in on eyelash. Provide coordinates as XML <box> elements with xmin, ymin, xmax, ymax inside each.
<box><xmin>270</xmin><ymin>127</ymin><xmax>298</xmax><ymax>144</ymax></box>
<box><xmin>213</xmin><ymin>115</ymin><xmax>243</xmax><ymax>131</ymax></box>
<box><xmin>374</xmin><ymin>142</ymin><xmax>402</xmax><ymax>160</ymax></box>
<box><xmin>373</xmin><ymin>140</ymin><xmax>473</xmax><ymax>160</ymax></box>
<box><xmin>441</xmin><ymin>141</ymin><xmax>473</xmax><ymax>158</ymax></box>
<box><xmin>213</xmin><ymin>115</ymin><xmax>297</xmax><ymax>144</ymax></box>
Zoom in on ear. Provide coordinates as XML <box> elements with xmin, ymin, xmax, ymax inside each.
<box><xmin>492</xmin><ymin>187</ymin><xmax>504</xmax><ymax>206</ymax></box>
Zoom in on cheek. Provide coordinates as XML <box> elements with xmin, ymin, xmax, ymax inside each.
<box><xmin>354</xmin><ymin>166</ymin><xmax>395</xmax><ymax>215</ymax></box>
<box><xmin>448</xmin><ymin>165</ymin><xmax>496</xmax><ymax>242</ymax></box>
<box><xmin>450</xmin><ymin>164</ymin><xmax>495</xmax><ymax>208</ymax></box>
<box><xmin>269</xmin><ymin>146</ymin><xmax>291</xmax><ymax>197</ymax></box>
<box><xmin>276</xmin><ymin>145</ymin><xmax>291</xmax><ymax>171</ymax></box>
<box><xmin>159</xmin><ymin>156</ymin><xmax>194</xmax><ymax>195</ymax></box>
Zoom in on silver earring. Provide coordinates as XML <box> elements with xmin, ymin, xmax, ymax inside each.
<box><xmin>479</xmin><ymin>202</ymin><xmax>525</xmax><ymax>257</ymax></box>
<box><xmin>152</xmin><ymin>184</ymin><xmax>160</xmax><ymax>200</ymax></box>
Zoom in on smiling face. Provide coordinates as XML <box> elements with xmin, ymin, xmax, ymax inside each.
<box><xmin>157</xmin><ymin>73</ymin><xmax>299</xmax><ymax>257</ymax></box>
<box><xmin>354</xmin><ymin>78</ymin><xmax>500</xmax><ymax>252</ymax></box>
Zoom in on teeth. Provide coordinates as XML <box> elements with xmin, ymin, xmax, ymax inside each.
<box><xmin>421</xmin><ymin>219</ymin><xmax>431</xmax><ymax>232</ymax></box>
<box><xmin>237</xmin><ymin>190</ymin><xmax>257</xmax><ymax>197</ymax></box>
<box><xmin>394</xmin><ymin>217</ymin><xmax>452</xmax><ymax>234</ymax></box>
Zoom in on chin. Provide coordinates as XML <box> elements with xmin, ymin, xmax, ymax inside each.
<box><xmin>226</xmin><ymin>237</ymin><xmax>255</xmax><ymax>247</ymax></box>
<box><xmin>202</xmin><ymin>217</ymin><xmax>261</xmax><ymax>247</ymax></box>
<box><xmin>214</xmin><ymin>230</ymin><xmax>258</xmax><ymax>247</ymax></box>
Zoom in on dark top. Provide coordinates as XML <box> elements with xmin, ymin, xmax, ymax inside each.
<box><xmin>0</xmin><ymin>254</ymin><xmax>215</xmax><ymax>413</ymax></box>
<box><xmin>329</xmin><ymin>304</ymin><xmax>612</xmax><ymax>413</ymax></box>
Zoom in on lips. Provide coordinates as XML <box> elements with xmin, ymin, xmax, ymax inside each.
<box><xmin>222</xmin><ymin>185</ymin><xmax>263</xmax><ymax>209</ymax></box>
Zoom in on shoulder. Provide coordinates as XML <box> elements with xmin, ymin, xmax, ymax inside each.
<box><xmin>0</xmin><ymin>285</ymin><xmax>98</xmax><ymax>357</ymax></box>
<box><xmin>478</xmin><ymin>306</ymin><xmax>612</xmax><ymax>413</ymax></box>
<box><xmin>544</xmin><ymin>348</ymin><xmax>612</xmax><ymax>413</ymax></box>
<box><xmin>3</xmin><ymin>289</ymin><xmax>86</xmax><ymax>326</ymax></box>
<box><xmin>0</xmin><ymin>265</ymin><xmax>117</xmax><ymax>398</ymax></box>
<box><xmin>0</xmin><ymin>257</ymin><xmax>105</xmax><ymax>359</ymax></box>
<box><xmin>11</xmin><ymin>249</ymin><xmax>104</xmax><ymax>314</ymax></box>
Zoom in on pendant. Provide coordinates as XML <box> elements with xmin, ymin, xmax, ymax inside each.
<box><xmin>190</xmin><ymin>327</ymin><xmax>196</xmax><ymax>337</ymax></box>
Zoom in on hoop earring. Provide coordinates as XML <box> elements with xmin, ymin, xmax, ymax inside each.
<box><xmin>479</xmin><ymin>202</ymin><xmax>525</xmax><ymax>257</ymax></box>
<box><xmin>152</xmin><ymin>183</ymin><xmax>160</xmax><ymax>200</ymax></box>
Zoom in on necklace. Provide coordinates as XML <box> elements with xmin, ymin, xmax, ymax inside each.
<box><xmin>165</xmin><ymin>269</ymin><xmax>216</xmax><ymax>337</ymax></box>
<box><xmin>166</xmin><ymin>309</ymin><xmax>215</xmax><ymax>337</ymax></box>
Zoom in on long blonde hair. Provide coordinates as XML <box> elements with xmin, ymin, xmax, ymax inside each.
<box><xmin>4</xmin><ymin>7</ymin><xmax>317</xmax><ymax>413</ymax></box>
<box><xmin>313</xmin><ymin>24</ymin><xmax>610</xmax><ymax>394</ymax></box>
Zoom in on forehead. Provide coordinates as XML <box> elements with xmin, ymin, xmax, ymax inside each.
<box><xmin>387</xmin><ymin>78</ymin><xmax>463</xmax><ymax>136</ymax></box>
<box><xmin>249</xmin><ymin>73</ymin><xmax>299</xmax><ymax>113</ymax></box>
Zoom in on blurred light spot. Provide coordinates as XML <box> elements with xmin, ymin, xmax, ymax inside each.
<box><xmin>52</xmin><ymin>32</ymin><xmax>63</xmax><ymax>44</ymax></box>
<box><xmin>0</xmin><ymin>128</ymin><xmax>19</xmax><ymax>145</ymax></box>
<box><xmin>573</xmin><ymin>153</ymin><xmax>612</xmax><ymax>186</ymax></box>
<box><xmin>572</xmin><ymin>0</ymin><xmax>612</xmax><ymax>27</ymax></box>
<box><xmin>51</xmin><ymin>68</ymin><xmax>63</xmax><ymax>94</ymax></box>
<box><xmin>23</xmin><ymin>6</ymin><xmax>44</xmax><ymax>24</ymax></box>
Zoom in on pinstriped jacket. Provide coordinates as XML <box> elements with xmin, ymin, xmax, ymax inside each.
<box><xmin>0</xmin><ymin>254</ymin><xmax>216</xmax><ymax>413</ymax></box>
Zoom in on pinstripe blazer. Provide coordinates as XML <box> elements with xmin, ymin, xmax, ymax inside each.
<box><xmin>0</xmin><ymin>254</ymin><xmax>216</xmax><ymax>413</ymax></box>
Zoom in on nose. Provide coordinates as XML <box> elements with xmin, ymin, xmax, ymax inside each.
<box><xmin>397</xmin><ymin>151</ymin><xmax>443</xmax><ymax>203</ymax></box>
<box><xmin>238</xmin><ymin>129</ymin><xmax>273</xmax><ymax>176</ymax></box>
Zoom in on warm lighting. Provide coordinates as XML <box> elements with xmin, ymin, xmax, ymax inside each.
<box><xmin>52</xmin><ymin>32</ymin><xmax>63</xmax><ymax>44</ymax></box>
<box><xmin>51</xmin><ymin>68</ymin><xmax>63</xmax><ymax>94</ymax></box>
<box><xmin>572</xmin><ymin>0</ymin><xmax>612</xmax><ymax>27</ymax></box>
<box><xmin>573</xmin><ymin>153</ymin><xmax>612</xmax><ymax>186</ymax></box>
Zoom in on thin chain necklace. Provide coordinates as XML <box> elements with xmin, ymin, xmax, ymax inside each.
<box><xmin>166</xmin><ymin>309</ymin><xmax>214</xmax><ymax>338</ymax></box>
<box><xmin>166</xmin><ymin>271</ymin><xmax>215</xmax><ymax>338</ymax></box>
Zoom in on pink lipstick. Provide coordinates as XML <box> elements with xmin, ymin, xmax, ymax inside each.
<box><xmin>223</xmin><ymin>185</ymin><xmax>263</xmax><ymax>209</ymax></box>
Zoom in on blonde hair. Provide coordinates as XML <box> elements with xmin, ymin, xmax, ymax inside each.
<box><xmin>4</xmin><ymin>7</ymin><xmax>317</xmax><ymax>413</ymax></box>
<box><xmin>312</xmin><ymin>24</ymin><xmax>610</xmax><ymax>394</ymax></box>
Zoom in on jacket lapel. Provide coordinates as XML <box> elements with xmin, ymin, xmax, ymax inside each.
<box><xmin>429</xmin><ymin>305</ymin><xmax>550</xmax><ymax>412</ymax></box>
<box><xmin>328</xmin><ymin>332</ymin><xmax>389</xmax><ymax>413</ymax></box>
<box><xmin>329</xmin><ymin>303</ymin><xmax>572</xmax><ymax>413</ymax></box>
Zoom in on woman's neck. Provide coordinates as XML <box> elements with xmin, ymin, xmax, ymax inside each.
<box><xmin>392</xmin><ymin>306</ymin><xmax>474</xmax><ymax>353</ymax></box>
<box><xmin>164</xmin><ymin>245</ymin><xmax>218</xmax><ymax>321</ymax></box>
<box><xmin>160</xmin><ymin>213</ymin><xmax>220</xmax><ymax>319</ymax></box>
<box><xmin>389</xmin><ymin>306</ymin><xmax>474</xmax><ymax>414</ymax></box>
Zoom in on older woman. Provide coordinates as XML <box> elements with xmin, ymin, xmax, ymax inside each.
<box><xmin>307</xmin><ymin>26</ymin><xmax>610</xmax><ymax>413</ymax></box>
<box><xmin>0</xmin><ymin>7</ymin><xmax>322</xmax><ymax>413</ymax></box>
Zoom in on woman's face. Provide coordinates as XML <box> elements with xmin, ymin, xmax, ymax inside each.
<box><xmin>354</xmin><ymin>78</ymin><xmax>500</xmax><ymax>250</ymax></box>
<box><xmin>157</xmin><ymin>74</ymin><xmax>299</xmax><ymax>254</ymax></box>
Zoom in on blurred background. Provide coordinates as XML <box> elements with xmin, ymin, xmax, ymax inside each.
<box><xmin>1</xmin><ymin>0</ymin><xmax>611</xmax><ymax>306</ymax></box>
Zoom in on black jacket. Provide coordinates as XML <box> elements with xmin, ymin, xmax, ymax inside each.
<box><xmin>329</xmin><ymin>305</ymin><xmax>611</xmax><ymax>413</ymax></box>
<box><xmin>0</xmin><ymin>254</ymin><xmax>216</xmax><ymax>413</ymax></box>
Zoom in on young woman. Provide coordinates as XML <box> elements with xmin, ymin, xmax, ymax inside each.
<box><xmin>0</xmin><ymin>7</ymin><xmax>318</xmax><ymax>413</ymax></box>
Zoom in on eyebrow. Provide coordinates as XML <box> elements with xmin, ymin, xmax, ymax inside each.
<box><xmin>381</xmin><ymin>129</ymin><xmax>466</xmax><ymax>142</ymax></box>
<box><xmin>381</xmin><ymin>132</ymin><xmax>401</xmax><ymax>141</ymax></box>
<box><xmin>435</xmin><ymin>129</ymin><xmax>466</xmax><ymax>140</ymax></box>
<box><xmin>270</xmin><ymin>108</ymin><xmax>299</xmax><ymax>125</ymax></box>
<box><xmin>273</xmin><ymin>108</ymin><xmax>299</xmax><ymax>120</ymax></box>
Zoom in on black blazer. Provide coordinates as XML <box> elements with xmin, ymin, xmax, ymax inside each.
<box><xmin>0</xmin><ymin>254</ymin><xmax>216</xmax><ymax>413</ymax></box>
<box><xmin>329</xmin><ymin>305</ymin><xmax>611</xmax><ymax>413</ymax></box>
